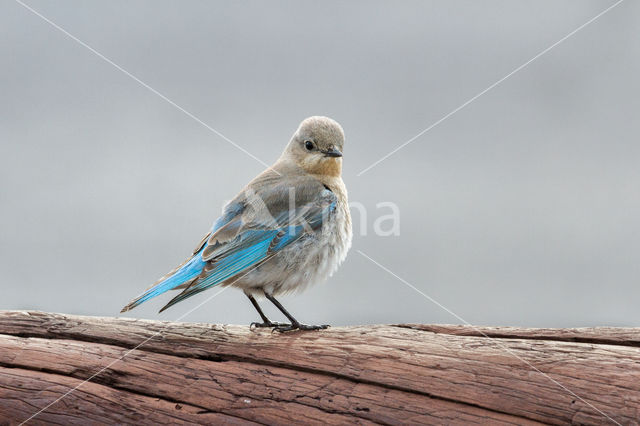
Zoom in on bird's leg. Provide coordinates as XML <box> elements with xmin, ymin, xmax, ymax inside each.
<box><xmin>263</xmin><ymin>291</ymin><xmax>329</xmax><ymax>332</ymax></box>
<box><xmin>246</xmin><ymin>292</ymin><xmax>290</xmax><ymax>328</ymax></box>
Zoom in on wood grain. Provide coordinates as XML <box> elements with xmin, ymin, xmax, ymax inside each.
<box><xmin>0</xmin><ymin>311</ymin><xmax>638</xmax><ymax>425</ymax></box>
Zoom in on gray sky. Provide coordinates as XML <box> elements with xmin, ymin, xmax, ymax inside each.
<box><xmin>2</xmin><ymin>0</ymin><xmax>638</xmax><ymax>327</ymax></box>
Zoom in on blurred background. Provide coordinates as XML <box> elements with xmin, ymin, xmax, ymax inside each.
<box><xmin>2</xmin><ymin>0</ymin><xmax>638</xmax><ymax>327</ymax></box>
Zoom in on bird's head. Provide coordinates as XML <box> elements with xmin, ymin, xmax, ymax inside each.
<box><xmin>283</xmin><ymin>116</ymin><xmax>345</xmax><ymax>177</ymax></box>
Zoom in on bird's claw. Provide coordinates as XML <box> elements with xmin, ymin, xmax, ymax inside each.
<box><xmin>272</xmin><ymin>323</ymin><xmax>330</xmax><ymax>333</ymax></box>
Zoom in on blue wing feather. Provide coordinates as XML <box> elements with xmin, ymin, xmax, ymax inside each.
<box><xmin>158</xmin><ymin>232</ymin><xmax>278</xmax><ymax>311</ymax></box>
<box><xmin>121</xmin><ymin>188</ymin><xmax>336</xmax><ymax>314</ymax></box>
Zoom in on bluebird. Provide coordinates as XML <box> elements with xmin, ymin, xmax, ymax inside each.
<box><xmin>121</xmin><ymin>116</ymin><xmax>352</xmax><ymax>331</ymax></box>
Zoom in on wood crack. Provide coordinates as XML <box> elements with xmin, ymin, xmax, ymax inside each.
<box><xmin>394</xmin><ymin>324</ymin><xmax>640</xmax><ymax>348</ymax></box>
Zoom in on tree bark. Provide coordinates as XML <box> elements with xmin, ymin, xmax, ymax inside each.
<box><xmin>0</xmin><ymin>311</ymin><xmax>638</xmax><ymax>425</ymax></box>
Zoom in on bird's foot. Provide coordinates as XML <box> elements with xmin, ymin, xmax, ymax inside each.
<box><xmin>272</xmin><ymin>323</ymin><xmax>330</xmax><ymax>333</ymax></box>
<box><xmin>250</xmin><ymin>321</ymin><xmax>290</xmax><ymax>329</ymax></box>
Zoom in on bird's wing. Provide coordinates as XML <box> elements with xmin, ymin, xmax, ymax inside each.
<box><xmin>158</xmin><ymin>180</ymin><xmax>337</xmax><ymax>312</ymax></box>
<box><xmin>121</xmin><ymin>176</ymin><xmax>337</xmax><ymax>313</ymax></box>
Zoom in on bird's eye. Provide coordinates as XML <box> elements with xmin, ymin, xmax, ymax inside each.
<box><xmin>304</xmin><ymin>141</ymin><xmax>314</xmax><ymax>151</ymax></box>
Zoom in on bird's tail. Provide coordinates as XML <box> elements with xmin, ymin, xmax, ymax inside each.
<box><xmin>120</xmin><ymin>252</ymin><xmax>205</xmax><ymax>313</ymax></box>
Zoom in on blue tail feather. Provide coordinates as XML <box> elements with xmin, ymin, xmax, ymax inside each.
<box><xmin>120</xmin><ymin>249</ymin><xmax>206</xmax><ymax>312</ymax></box>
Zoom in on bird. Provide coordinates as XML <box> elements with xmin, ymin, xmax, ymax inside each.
<box><xmin>121</xmin><ymin>116</ymin><xmax>352</xmax><ymax>331</ymax></box>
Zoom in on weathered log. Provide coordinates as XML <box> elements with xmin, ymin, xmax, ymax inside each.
<box><xmin>0</xmin><ymin>311</ymin><xmax>638</xmax><ymax>425</ymax></box>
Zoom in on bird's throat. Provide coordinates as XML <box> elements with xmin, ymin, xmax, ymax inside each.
<box><xmin>308</xmin><ymin>158</ymin><xmax>342</xmax><ymax>177</ymax></box>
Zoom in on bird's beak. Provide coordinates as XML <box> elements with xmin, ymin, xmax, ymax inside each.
<box><xmin>323</xmin><ymin>147</ymin><xmax>343</xmax><ymax>158</ymax></box>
